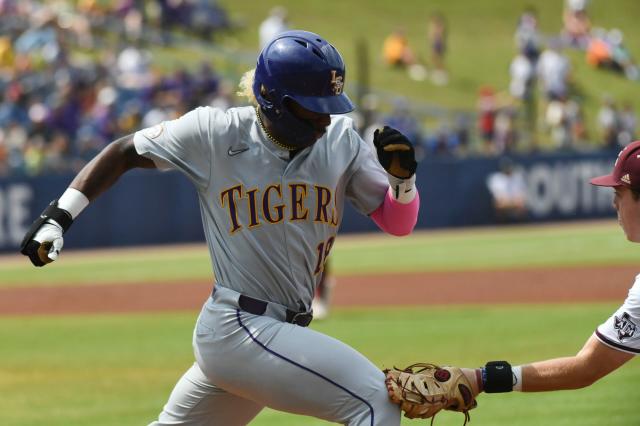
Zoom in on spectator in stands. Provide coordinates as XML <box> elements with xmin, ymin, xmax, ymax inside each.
<box><xmin>0</xmin><ymin>1</ymin><xmax>229</xmax><ymax>178</ymax></box>
<box><xmin>536</xmin><ymin>39</ymin><xmax>571</xmax><ymax>102</ymax></box>
<box><xmin>486</xmin><ymin>157</ymin><xmax>528</xmax><ymax>223</ymax></box>
<box><xmin>509</xmin><ymin>51</ymin><xmax>534</xmax><ymax>102</ymax></box>
<box><xmin>383</xmin><ymin>28</ymin><xmax>416</xmax><ymax>69</ymax></box>
<box><xmin>427</xmin><ymin>12</ymin><xmax>448</xmax><ymax>85</ymax></box>
<box><xmin>537</xmin><ymin>39</ymin><xmax>572</xmax><ymax>148</ymax></box>
<box><xmin>0</xmin><ymin>132</ymin><xmax>8</xmax><ymax>177</ymax></box>
<box><xmin>2</xmin><ymin>122</ymin><xmax>28</xmax><ymax>175</ymax></box>
<box><xmin>477</xmin><ymin>86</ymin><xmax>497</xmax><ymax>154</ymax></box>
<box><xmin>562</xmin><ymin>0</ymin><xmax>591</xmax><ymax>49</ymax></box>
<box><xmin>159</xmin><ymin>0</ymin><xmax>208</xmax><ymax>45</ymax></box>
<box><xmin>13</xmin><ymin>7</ymin><xmax>61</xmax><ymax>63</ymax></box>
<box><xmin>544</xmin><ymin>96</ymin><xmax>573</xmax><ymax>149</ymax></box>
<box><xmin>515</xmin><ymin>5</ymin><xmax>541</xmax><ymax>64</ymax></box>
<box><xmin>618</xmin><ymin>102</ymin><xmax>637</xmax><ymax>147</ymax></box>
<box><xmin>452</xmin><ymin>113</ymin><xmax>472</xmax><ymax>156</ymax></box>
<box><xmin>597</xmin><ymin>95</ymin><xmax>620</xmax><ymax>149</ymax></box>
<box><xmin>259</xmin><ymin>6</ymin><xmax>289</xmax><ymax>49</ymax></box>
<box><xmin>116</xmin><ymin>43</ymin><xmax>153</xmax><ymax>90</ymax></box>
<box><xmin>493</xmin><ymin>107</ymin><xmax>518</xmax><ymax>154</ymax></box>
<box><xmin>509</xmin><ymin>50</ymin><xmax>536</xmax><ymax>149</ymax></box>
<box><xmin>190</xmin><ymin>0</ymin><xmax>232</xmax><ymax>41</ymax></box>
<box><xmin>42</xmin><ymin>131</ymin><xmax>72</xmax><ymax>174</ymax></box>
<box><xmin>0</xmin><ymin>36</ymin><xmax>15</xmax><ymax>75</ymax></box>
<box><xmin>586</xmin><ymin>28</ymin><xmax>639</xmax><ymax>81</ymax></box>
<box><xmin>565</xmin><ymin>97</ymin><xmax>588</xmax><ymax>147</ymax></box>
<box><xmin>116</xmin><ymin>0</ymin><xmax>144</xmax><ymax>44</ymax></box>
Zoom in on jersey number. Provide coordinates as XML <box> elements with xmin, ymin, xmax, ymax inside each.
<box><xmin>314</xmin><ymin>236</ymin><xmax>335</xmax><ymax>275</ymax></box>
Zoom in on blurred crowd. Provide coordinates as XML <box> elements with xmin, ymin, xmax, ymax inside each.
<box><xmin>376</xmin><ymin>0</ymin><xmax>637</xmax><ymax>158</ymax></box>
<box><xmin>0</xmin><ymin>0</ymin><xmax>235</xmax><ymax>177</ymax></box>
<box><xmin>1</xmin><ymin>1</ymin><xmax>638</xmax><ymax>177</ymax></box>
<box><xmin>478</xmin><ymin>0</ymin><xmax>637</xmax><ymax>156</ymax></box>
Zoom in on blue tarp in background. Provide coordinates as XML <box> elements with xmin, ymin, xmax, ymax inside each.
<box><xmin>0</xmin><ymin>151</ymin><xmax>617</xmax><ymax>253</ymax></box>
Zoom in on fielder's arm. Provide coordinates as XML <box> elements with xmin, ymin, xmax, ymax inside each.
<box><xmin>458</xmin><ymin>334</ymin><xmax>634</xmax><ymax>395</ymax></box>
<box><xmin>20</xmin><ymin>135</ymin><xmax>155</xmax><ymax>266</ymax></box>
<box><xmin>385</xmin><ymin>336</ymin><xmax>633</xmax><ymax>420</ymax></box>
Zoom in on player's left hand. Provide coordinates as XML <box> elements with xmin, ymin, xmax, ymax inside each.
<box><xmin>373</xmin><ymin>126</ymin><xmax>417</xmax><ymax>179</ymax></box>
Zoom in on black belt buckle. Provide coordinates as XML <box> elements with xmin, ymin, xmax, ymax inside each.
<box><xmin>287</xmin><ymin>310</ymin><xmax>313</xmax><ymax>327</ymax></box>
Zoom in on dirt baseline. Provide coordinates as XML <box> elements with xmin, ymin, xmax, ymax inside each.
<box><xmin>0</xmin><ymin>264</ymin><xmax>635</xmax><ymax>315</ymax></box>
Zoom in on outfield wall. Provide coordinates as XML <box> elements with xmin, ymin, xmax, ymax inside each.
<box><xmin>0</xmin><ymin>151</ymin><xmax>617</xmax><ymax>252</ymax></box>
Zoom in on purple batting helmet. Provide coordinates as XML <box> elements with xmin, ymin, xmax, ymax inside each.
<box><xmin>253</xmin><ymin>30</ymin><xmax>354</xmax><ymax>148</ymax></box>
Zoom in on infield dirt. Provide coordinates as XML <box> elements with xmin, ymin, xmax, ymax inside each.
<box><xmin>0</xmin><ymin>264</ymin><xmax>634</xmax><ymax>315</ymax></box>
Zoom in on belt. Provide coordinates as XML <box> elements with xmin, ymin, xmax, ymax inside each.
<box><xmin>238</xmin><ymin>294</ymin><xmax>313</xmax><ymax>327</ymax></box>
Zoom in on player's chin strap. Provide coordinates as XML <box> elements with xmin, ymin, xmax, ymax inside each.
<box><xmin>388</xmin><ymin>174</ymin><xmax>417</xmax><ymax>204</ymax></box>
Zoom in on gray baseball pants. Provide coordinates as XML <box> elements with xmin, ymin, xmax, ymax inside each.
<box><xmin>148</xmin><ymin>285</ymin><xmax>400</xmax><ymax>425</ymax></box>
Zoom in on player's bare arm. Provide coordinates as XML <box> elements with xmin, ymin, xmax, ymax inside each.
<box><xmin>517</xmin><ymin>334</ymin><xmax>633</xmax><ymax>391</ymax></box>
<box><xmin>449</xmin><ymin>334</ymin><xmax>634</xmax><ymax>396</ymax></box>
<box><xmin>69</xmin><ymin>134</ymin><xmax>156</xmax><ymax>200</ymax></box>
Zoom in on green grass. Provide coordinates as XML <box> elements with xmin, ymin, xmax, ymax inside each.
<box><xmin>1</xmin><ymin>305</ymin><xmax>638</xmax><ymax>425</ymax></box>
<box><xmin>0</xmin><ymin>220</ymin><xmax>633</xmax><ymax>287</ymax></box>
<box><xmin>206</xmin><ymin>0</ymin><xmax>640</xmax><ymax>150</ymax></box>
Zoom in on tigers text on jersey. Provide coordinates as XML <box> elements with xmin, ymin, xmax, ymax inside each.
<box><xmin>595</xmin><ymin>273</ymin><xmax>640</xmax><ymax>355</ymax></box>
<box><xmin>134</xmin><ymin>106</ymin><xmax>388</xmax><ymax>311</ymax></box>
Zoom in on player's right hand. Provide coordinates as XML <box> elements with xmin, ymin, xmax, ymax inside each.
<box><xmin>21</xmin><ymin>220</ymin><xmax>64</xmax><ymax>267</ymax></box>
<box><xmin>373</xmin><ymin>126</ymin><xmax>417</xmax><ymax>179</ymax></box>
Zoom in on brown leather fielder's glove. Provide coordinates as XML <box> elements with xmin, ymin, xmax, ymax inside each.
<box><xmin>384</xmin><ymin>363</ymin><xmax>477</xmax><ymax>424</ymax></box>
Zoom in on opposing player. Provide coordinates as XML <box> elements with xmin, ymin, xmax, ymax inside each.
<box><xmin>384</xmin><ymin>141</ymin><xmax>640</xmax><ymax>421</ymax></box>
<box><xmin>20</xmin><ymin>30</ymin><xmax>420</xmax><ymax>425</ymax></box>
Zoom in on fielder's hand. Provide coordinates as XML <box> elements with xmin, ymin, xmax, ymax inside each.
<box><xmin>20</xmin><ymin>200</ymin><xmax>73</xmax><ymax>267</ymax></box>
<box><xmin>384</xmin><ymin>363</ymin><xmax>477</xmax><ymax>424</ymax></box>
<box><xmin>373</xmin><ymin>126</ymin><xmax>417</xmax><ymax>179</ymax></box>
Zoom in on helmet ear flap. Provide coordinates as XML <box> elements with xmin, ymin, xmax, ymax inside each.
<box><xmin>259</xmin><ymin>84</ymin><xmax>283</xmax><ymax>116</ymax></box>
<box><xmin>260</xmin><ymin>84</ymin><xmax>272</xmax><ymax>102</ymax></box>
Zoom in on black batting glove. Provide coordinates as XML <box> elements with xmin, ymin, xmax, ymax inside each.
<box><xmin>373</xmin><ymin>126</ymin><xmax>417</xmax><ymax>179</ymax></box>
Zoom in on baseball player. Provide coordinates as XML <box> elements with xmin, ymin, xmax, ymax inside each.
<box><xmin>20</xmin><ymin>30</ymin><xmax>420</xmax><ymax>425</ymax></box>
<box><xmin>383</xmin><ymin>141</ymin><xmax>640</xmax><ymax>422</ymax></box>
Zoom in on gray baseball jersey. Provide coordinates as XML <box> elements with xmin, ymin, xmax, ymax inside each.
<box><xmin>136</xmin><ymin>106</ymin><xmax>402</xmax><ymax>425</ymax></box>
<box><xmin>134</xmin><ymin>105</ymin><xmax>387</xmax><ymax>310</ymax></box>
<box><xmin>595</xmin><ymin>274</ymin><xmax>640</xmax><ymax>355</ymax></box>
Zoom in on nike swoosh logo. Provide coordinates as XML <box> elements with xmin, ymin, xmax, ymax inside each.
<box><xmin>404</xmin><ymin>187</ymin><xmax>413</xmax><ymax>193</ymax></box>
<box><xmin>228</xmin><ymin>147</ymin><xmax>249</xmax><ymax>156</ymax></box>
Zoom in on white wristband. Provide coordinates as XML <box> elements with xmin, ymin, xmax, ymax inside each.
<box><xmin>512</xmin><ymin>365</ymin><xmax>523</xmax><ymax>391</ymax></box>
<box><xmin>387</xmin><ymin>174</ymin><xmax>416</xmax><ymax>204</ymax></box>
<box><xmin>57</xmin><ymin>188</ymin><xmax>90</xmax><ymax>219</ymax></box>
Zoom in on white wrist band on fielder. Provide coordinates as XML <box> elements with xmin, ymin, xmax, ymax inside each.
<box><xmin>512</xmin><ymin>365</ymin><xmax>523</xmax><ymax>391</ymax></box>
<box><xmin>387</xmin><ymin>174</ymin><xmax>417</xmax><ymax>204</ymax></box>
<box><xmin>57</xmin><ymin>188</ymin><xmax>90</xmax><ymax>219</ymax></box>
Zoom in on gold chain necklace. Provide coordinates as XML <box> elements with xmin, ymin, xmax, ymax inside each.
<box><xmin>255</xmin><ymin>107</ymin><xmax>297</xmax><ymax>151</ymax></box>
